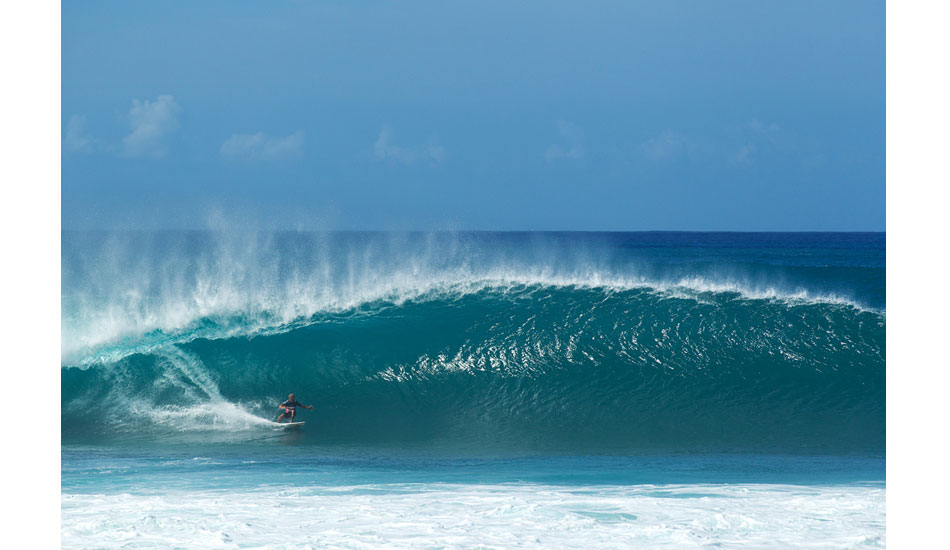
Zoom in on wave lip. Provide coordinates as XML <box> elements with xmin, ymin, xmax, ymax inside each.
<box><xmin>62</xmin><ymin>275</ymin><xmax>878</xmax><ymax>368</ymax></box>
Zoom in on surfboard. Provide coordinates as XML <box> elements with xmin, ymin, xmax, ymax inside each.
<box><xmin>274</xmin><ymin>421</ymin><xmax>305</xmax><ymax>429</ymax></box>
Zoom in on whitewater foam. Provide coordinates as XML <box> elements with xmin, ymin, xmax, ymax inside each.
<box><xmin>62</xmin><ymin>482</ymin><xmax>885</xmax><ymax>550</ymax></box>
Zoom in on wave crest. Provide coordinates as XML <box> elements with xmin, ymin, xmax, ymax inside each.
<box><xmin>64</xmin><ymin>277</ymin><xmax>877</xmax><ymax>367</ymax></box>
<box><xmin>62</xmin><ymin>283</ymin><xmax>884</xmax><ymax>452</ymax></box>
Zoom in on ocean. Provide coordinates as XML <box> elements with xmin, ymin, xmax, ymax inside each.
<box><xmin>61</xmin><ymin>231</ymin><xmax>885</xmax><ymax>548</ymax></box>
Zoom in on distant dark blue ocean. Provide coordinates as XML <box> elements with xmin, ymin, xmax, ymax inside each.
<box><xmin>61</xmin><ymin>232</ymin><xmax>885</xmax><ymax>549</ymax></box>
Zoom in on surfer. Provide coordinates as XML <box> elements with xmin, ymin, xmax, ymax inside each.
<box><xmin>276</xmin><ymin>393</ymin><xmax>313</xmax><ymax>423</ymax></box>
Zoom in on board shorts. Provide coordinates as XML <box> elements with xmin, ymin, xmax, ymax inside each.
<box><xmin>283</xmin><ymin>407</ymin><xmax>296</xmax><ymax>414</ymax></box>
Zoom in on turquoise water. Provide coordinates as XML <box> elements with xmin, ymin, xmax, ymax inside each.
<box><xmin>61</xmin><ymin>232</ymin><xmax>885</xmax><ymax>548</ymax></box>
<box><xmin>64</xmin><ymin>447</ymin><xmax>884</xmax><ymax>492</ymax></box>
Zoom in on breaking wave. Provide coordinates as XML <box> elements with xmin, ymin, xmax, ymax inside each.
<box><xmin>61</xmin><ymin>231</ymin><xmax>885</xmax><ymax>453</ymax></box>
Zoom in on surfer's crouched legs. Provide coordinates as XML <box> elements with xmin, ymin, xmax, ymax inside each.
<box><xmin>276</xmin><ymin>407</ymin><xmax>295</xmax><ymax>423</ymax></box>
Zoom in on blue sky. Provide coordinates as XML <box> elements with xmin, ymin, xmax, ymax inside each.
<box><xmin>62</xmin><ymin>1</ymin><xmax>884</xmax><ymax>230</ymax></box>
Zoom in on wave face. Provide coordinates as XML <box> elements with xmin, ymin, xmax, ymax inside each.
<box><xmin>62</xmin><ymin>231</ymin><xmax>885</xmax><ymax>453</ymax></box>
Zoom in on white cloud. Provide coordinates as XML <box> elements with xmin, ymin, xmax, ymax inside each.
<box><xmin>545</xmin><ymin>120</ymin><xmax>584</xmax><ymax>161</ymax></box>
<box><xmin>729</xmin><ymin>120</ymin><xmax>781</xmax><ymax>165</ymax></box>
<box><xmin>744</xmin><ymin>120</ymin><xmax>781</xmax><ymax>137</ymax></box>
<box><xmin>545</xmin><ymin>144</ymin><xmax>583</xmax><ymax>161</ymax></box>
<box><xmin>220</xmin><ymin>131</ymin><xmax>305</xmax><ymax>161</ymax></box>
<box><xmin>634</xmin><ymin>121</ymin><xmax>783</xmax><ymax>167</ymax></box>
<box><xmin>731</xmin><ymin>143</ymin><xmax>756</xmax><ymax>165</ymax></box>
<box><xmin>640</xmin><ymin>130</ymin><xmax>687</xmax><ymax>161</ymax></box>
<box><xmin>121</xmin><ymin>94</ymin><xmax>181</xmax><ymax>158</ymax></box>
<box><xmin>64</xmin><ymin>115</ymin><xmax>93</xmax><ymax>153</ymax></box>
<box><xmin>374</xmin><ymin>125</ymin><xmax>445</xmax><ymax>165</ymax></box>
